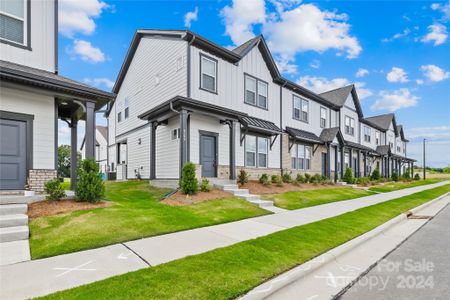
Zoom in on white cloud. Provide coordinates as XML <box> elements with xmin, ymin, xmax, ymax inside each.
<box><xmin>184</xmin><ymin>7</ymin><xmax>199</xmax><ymax>28</ymax></box>
<box><xmin>59</xmin><ymin>0</ymin><xmax>109</xmax><ymax>37</ymax></box>
<box><xmin>70</xmin><ymin>40</ymin><xmax>105</xmax><ymax>63</ymax></box>
<box><xmin>371</xmin><ymin>88</ymin><xmax>418</xmax><ymax>112</ymax></box>
<box><xmin>431</xmin><ymin>1</ymin><xmax>450</xmax><ymax>21</ymax></box>
<box><xmin>386</xmin><ymin>67</ymin><xmax>409</xmax><ymax>83</ymax></box>
<box><xmin>355</xmin><ymin>68</ymin><xmax>369</xmax><ymax>78</ymax></box>
<box><xmin>416</xmin><ymin>79</ymin><xmax>424</xmax><ymax>85</ymax></box>
<box><xmin>310</xmin><ymin>59</ymin><xmax>320</xmax><ymax>69</ymax></box>
<box><xmin>421</xmin><ymin>24</ymin><xmax>448</xmax><ymax>46</ymax></box>
<box><xmin>354</xmin><ymin>82</ymin><xmax>373</xmax><ymax>100</ymax></box>
<box><xmin>297</xmin><ymin>76</ymin><xmax>372</xmax><ymax>99</ymax></box>
<box><xmin>420</xmin><ymin>64</ymin><xmax>450</xmax><ymax>82</ymax></box>
<box><xmin>382</xmin><ymin>28</ymin><xmax>410</xmax><ymax>42</ymax></box>
<box><xmin>83</xmin><ymin>77</ymin><xmax>115</xmax><ymax>90</ymax></box>
<box><xmin>58</xmin><ymin>120</ymin><xmax>85</xmax><ymax>147</ymax></box>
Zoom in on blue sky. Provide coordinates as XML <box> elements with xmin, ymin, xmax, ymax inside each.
<box><xmin>57</xmin><ymin>0</ymin><xmax>450</xmax><ymax>167</ymax></box>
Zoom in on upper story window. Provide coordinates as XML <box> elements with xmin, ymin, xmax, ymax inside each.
<box><xmin>375</xmin><ymin>131</ymin><xmax>380</xmax><ymax>145</ymax></box>
<box><xmin>291</xmin><ymin>144</ymin><xmax>312</xmax><ymax>170</ymax></box>
<box><xmin>320</xmin><ymin>107</ymin><xmax>327</xmax><ymax>128</ymax></box>
<box><xmin>117</xmin><ymin>112</ymin><xmax>122</xmax><ymax>123</ymax></box>
<box><xmin>397</xmin><ymin>145</ymin><xmax>401</xmax><ymax>152</ymax></box>
<box><xmin>364</xmin><ymin>126</ymin><xmax>371</xmax><ymax>142</ymax></box>
<box><xmin>200</xmin><ymin>54</ymin><xmax>217</xmax><ymax>93</ymax></box>
<box><xmin>389</xmin><ymin>141</ymin><xmax>393</xmax><ymax>149</ymax></box>
<box><xmin>344</xmin><ymin>116</ymin><xmax>355</xmax><ymax>136</ymax></box>
<box><xmin>0</xmin><ymin>0</ymin><xmax>27</xmax><ymax>46</ymax></box>
<box><xmin>124</xmin><ymin>98</ymin><xmax>129</xmax><ymax>119</ymax></box>
<box><xmin>293</xmin><ymin>95</ymin><xmax>309</xmax><ymax>122</ymax></box>
<box><xmin>245</xmin><ymin>135</ymin><xmax>268</xmax><ymax>168</ymax></box>
<box><xmin>244</xmin><ymin>74</ymin><xmax>268</xmax><ymax>109</ymax></box>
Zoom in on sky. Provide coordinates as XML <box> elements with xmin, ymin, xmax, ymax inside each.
<box><xmin>57</xmin><ymin>0</ymin><xmax>450</xmax><ymax>167</ymax></box>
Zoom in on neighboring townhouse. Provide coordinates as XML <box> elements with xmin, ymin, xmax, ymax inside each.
<box><xmin>0</xmin><ymin>0</ymin><xmax>114</xmax><ymax>191</ymax></box>
<box><xmin>106</xmin><ymin>30</ymin><xmax>414</xmax><ymax>185</ymax></box>
<box><xmin>81</xmin><ymin>126</ymin><xmax>108</xmax><ymax>173</ymax></box>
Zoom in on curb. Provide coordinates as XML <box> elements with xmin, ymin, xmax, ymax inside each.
<box><xmin>240</xmin><ymin>192</ymin><xmax>450</xmax><ymax>300</ymax></box>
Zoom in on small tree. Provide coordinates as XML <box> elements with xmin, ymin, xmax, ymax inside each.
<box><xmin>281</xmin><ymin>170</ymin><xmax>292</xmax><ymax>183</ymax></box>
<box><xmin>414</xmin><ymin>173</ymin><xmax>421</xmax><ymax>180</ymax></box>
<box><xmin>180</xmin><ymin>162</ymin><xmax>198</xmax><ymax>195</ymax></box>
<box><xmin>296</xmin><ymin>174</ymin><xmax>306</xmax><ymax>184</ymax></box>
<box><xmin>304</xmin><ymin>173</ymin><xmax>311</xmax><ymax>183</ymax></box>
<box><xmin>237</xmin><ymin>169</ymin><xmax>249</xmax><ymax>186</ymax></box>
<box><xmin>200</xmin><ymin>178</ymin><xmax>211</xmax><ymax>192</ymax></box>
<box><xmin>44</xmin><ymin>178</ymin><xmax>66</xmax><ymax>201</ymax></box>
<box><xmin>75</xmin><ymin>158</ymin><xmax>105</xmax><ymax>202</ymax></box>
<box><xmin>391</xmin><ymin>171</ymin><xmax>399</xmax><ymax>182</ymax></box>
<box><xmin>343</xmin><ymin>167</ymin><xmax>354</xmax><ymax>184</ymax></box>
<box><xmin>402</xmin><ymin>168</ymin><xmax>411</xmax><ymax>180</ymax></box>
<box><xmin>259</xmin><ymin>173</ymin><xmax>270</xmax><ymax>186</ymax></box>
<box><xmin>371</xmin><ymin>167</ymin><xmax>381</xmax><ymax>181</ymax></box>
<box><xmin>271</xmin><ymin>175</ymin><xmax>283</xmax><ymax>186</ymax></box>
<box><xmin>57</xmin><ymin>145</ymin><xmax>81</xmax><ymax>178</ymax></box>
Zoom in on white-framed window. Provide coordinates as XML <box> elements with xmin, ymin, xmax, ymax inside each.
<box><xmin>0</xmin><ymin>0</ymin><xmax>27</xmax><ymax>46</ymax></box>
<box><xmin>200</xmin><ymin>55</ymin><xmax>217</xmax><ymax>93</ymax></box>
<box><xmin>345</xmin><ymin>116</ymin><xmax>355</xmax><ymax>136</ymax></box>
<box><xmin>320</xmin><ymin>107</ymin><xmax>327</xmax><ymax>128</ymax></box>
<box><xmin>397</xmin><ymin>145</ymin><xmax>401</xmax><ymax>152</ymax></box>
<box><xmin>344</xmin><ymin>152</ymin><xmax>350</xmax><ymax>169</ymax></box>
<box><xmin>291</xmin><ymin>144</ymin><xmax>311</xmax><ymax>170</ymax></box>
<box><xmin>389</xmin><ymin>141</ymin><xmax>393</xmax><ymax>149</ymax></box>
<box><xmin>364</xmin><ymin>126</ymin><xmax>371</xmax><ymax>142</ymax></box>
<box><xmin>124</xmin><ymin>98</ymin><xmax>129</xmax><ymax>119</ymax></box>
<box><xmin>375</xmin><ymin>131</ymin><xmax>380</xmax><ymax>145</ymax></box>
<box><xmin>245</xmin><ymin>74</ymin><xmax>268</xmax><ymax>109</ymax></box>
<box><xmin>117</xmin><ymin>112</ymin><xmax>122</xmax><ymax>123</ymax></box>
<box><xmin>171</xmin><ymin>128</ymin><xmax>180</xmax><ymax>140</ymax></box>
<box><xmin>245</xmin><ymin>135</ymin><xmax>268</xmax><ymax>168</ymax></box>
<box><xmin>293</xmin><ymin>95</ymin><xmax>309</xmax><ymax>122</ymax></box>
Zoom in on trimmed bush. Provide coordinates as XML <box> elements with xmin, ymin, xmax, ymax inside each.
<box><xmin>343</xmin><ymin>167</ymin><xmax>354</xmax><ymax>184</ymax></box>
<box><xmin>414</xmin><ymin>173</ymin><xmax>421</xmax><ymax>180</ymax></box>
<box><xmin>281</xmin><ymin>170</ymin><xmax>292</xmax><ymax>183</ymax></box>
<box><xmin>391</xmin><ymin>171</ymin><xmax>399</xmax><ymax>182</ymax></box>
<box><xmin>237</xmin><ymin>169</ymin><xmax>249</xmax><ymax>186</ymax></box>
<box><xmin>402</xmin><ymin>168</ymin><xmax>411</xmax><ymax>180</ymax></box>
<box><xmin>271</xmin><ymin>175</ymin><xmax>283</xmax><ymax>186</ymax></box>
<box><xmin>200</xmin><ymin>178</ymin><xmax>212</xmax><ymax>192</ymax></box>
<box><xmin>370</xmin><ymin>167</ymin><xmax>381</xmax><ymax>181</ymax></box>
<box><xmin>180</xmin><ymin>162</ymin><xmax>198</xmax><ymax>195</ymax></box>
<box><xmin>259</xmin><ymin>174</ymin><xmax>270</xmax><ymax>186</ymax></box>
<box><xmin>75</xmin><ymin>158</ymin><xmax>105</xmax><ymax>202</ymax></box>
<box><xmin>304</xmin><ymin>173</ymin><xmax>311</xmax><ymax>183</ymax></box>
<box><xmin>310</xmin><ymin>174</ymin><xmax>322</xmax><ymax>184</ymax></box>
<box><xmin>296</xmin><ymin>174</ymin><xmax>306</xmax><ymax>184</ymax></box>
<box><xmin>355</xmin><ymin>176</ymin><xmax>370</xmax><ymax>186</ymax></box>
<box><xmin>44</xmin><ymin>178</ymin><xmax>66</xmax><ymax>201</ymax></box>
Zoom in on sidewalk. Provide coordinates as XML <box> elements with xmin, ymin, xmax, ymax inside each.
<box><xmin>1</xmin><ymin>181</ymin><xmax>448</xmax><ymax>300</ymax></box>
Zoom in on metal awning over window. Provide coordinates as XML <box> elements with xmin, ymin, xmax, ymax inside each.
<box><xmin>285</xmin><ymin>127</ymin><xmax>323</xmax><ymax>145</ymax></box>
<box><xmin>239</xmin><ymin>116</ymin><xmax>282</xmax><ymax>150</ymax></box>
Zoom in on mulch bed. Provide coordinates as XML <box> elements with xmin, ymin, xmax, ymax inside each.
<box><xmin>241</xmin><ymin>180</ymin><xmax>342</xmax><ymax>195</ymax></box>
<box><xmin>161</xmin><ymin>188</ymin><xmax>234</xmax><ymax>206</ymax></box>
<box><xmin>28</xmin><ymin>200</ymin><xmax>111</xmax><ymax>218</ymax></box>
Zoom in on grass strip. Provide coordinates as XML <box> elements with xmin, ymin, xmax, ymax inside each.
<box><xmin>39</xmin><ymin>184</ymin><xmax>450</xmax><ymax>300</ymax></box>
<box><xmin>369</xmin><ymin>179</ymin><xmax>444</xmax><ymax>193</ymax></box>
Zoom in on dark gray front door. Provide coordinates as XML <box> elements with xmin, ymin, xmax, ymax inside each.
<box><xmin>0</xmin><ymin>118</ymin><xmax>27</xmax><ymax>190</ymax></box>
<box><xmin>321</xmin><ymin>153</ymin><xmax>327</xmax><ymax>176</ymax></box>
<box><xmin>200</xmin><ymin>134</ymin><xmax>217</xmax><ymax>177</ymax></box>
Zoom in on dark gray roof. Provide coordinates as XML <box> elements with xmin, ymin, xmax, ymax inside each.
<box><xmin>364</xmin><ymin>113</ymin><xmax>395</xmax><ymax>131</ymax></box>
<box><xmin>320</xmin><ymin>127</ymin><xmax>340</xmax><ymax>143</ymax></box>
<box><xmin>0</xmin><ymin>60</ymin><xmax>114</xmax><ymax>105</ymax></box>
<box><xmin>232</xmin><ymin>36</ymin><xmax>260</xmax><ymax>56</ymax></box>
<box><xmin>345</xmin><ymin>140</ymin><xmax>374</xmax><ymax>152</ymax></box>
<box><xmin>96</xmin><ymin>126</ymin><xmax>107</xmax><ymax>140</ymax></box>
<box><xmin>376</xmin><ymin>145</ymin><xmax>391</xmax><ymax>155</ymax></box>
<box><xmin>396</xmin><ymin>125</ymin><xmax>409</xmax><ymax>142</ymax></box>
<box><xmin>239</xmin><ymin>116</ymin><xmax>281</xmax><ymax>135</ymax></box>
<box><xmin>285</xmin><ymin>127</ymin><xmax>323</xmax><ymax>144</ymax></box>
<box><xmin>319</xmin><ymin>85</ymin><xmax>354</xmax><ymax>107</ymax></box>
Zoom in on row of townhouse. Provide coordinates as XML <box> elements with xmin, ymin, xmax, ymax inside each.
<box><xmin>106</xmin><ymin>30</ymin><xmax>414</xmax><ymax>185</ymax></box>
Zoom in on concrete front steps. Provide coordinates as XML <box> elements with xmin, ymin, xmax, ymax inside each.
<box><xmin>0</xmin><ymin>196</ymin><xmax>31</xmax><ymax>265</ymax></box>
<box><xmin>212</xmin><ymin>181</ymin><xmax>286</xmax><ymax>214</ymax></box>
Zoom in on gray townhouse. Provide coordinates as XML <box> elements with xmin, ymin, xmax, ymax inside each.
<box><xmin>106</xmin><ymin>29</ymin><xmax>415</xmax><ymax>185</ymax></box>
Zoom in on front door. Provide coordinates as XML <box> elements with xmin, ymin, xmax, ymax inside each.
<box><xmin>0</xmin><ymin>118</ymin><xmax>27</xmax><ymax>190</ymax></box>
<box><xmin>321</xmin><ymin>153</ymin><xmax>327</xmax><ymax>176</ymax></box>
<box><xmin>200</xmin><ymin>134</ymin><xmax>217</xmax><ymax>177</ymax></box>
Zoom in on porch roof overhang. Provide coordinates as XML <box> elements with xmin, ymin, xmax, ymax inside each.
<box><xmin>391</xmin><ymin>154</ymin><xmax>416</xmax><ymax>162</ymax></box>
<box><xmin>344</xmin><ymin>140</ymin><xmax>377</xmax><ymax>154</ymax></box>
<box><xmin>319</xmin><ymin>127</ymin><xmax>344</xmax><ymax>146</ymax></box>
<box><xmin>138</xmin><ymin>95</ymin><xmax>247</xmax><ymax>122</ymax></box>
<box><xmin>376</xmin><ymin>145</ymin><xmax>391</xmax><ymax>156</ymax></box>
<box><xmin>239</xmin><ymin>116</ymin><xmax>282</xmax><ymax>136</ymax></box>
<box><xmin>285</xmin><ymin>127</ymin><xmax>324</xmax><ymax>145</ymax></box>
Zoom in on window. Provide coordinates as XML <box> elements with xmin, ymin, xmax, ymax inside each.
<box><xmin>171</xmin><ymin>128</ymin><xmax>180</xmax><ymax>140</ymax></box>
<box><xmin>245</xmin><ymin>135</ymin><xmax>268</xmax><ymax>168</ymax></box>
<box><xmin>0</xmin><ymin>0</ymin><xmax>27</xmax><ymax>46</ymax></box>
<box><xmin>200</xmin><ymin>55</ymin><xmax>217</xmax><ymax>93</ymax></box>
<box><xmin>245</xmin><ymin>75</ymin><xmax>268</xmax><ymax>109</ymax></box>
<box><xmin>124</xmin><ymin>98</ymin><xmax>129</xmax><ymax>119</ymax></box>
<box><xmin>397</xmin><ymin>146</ymin><xmax>401</xmax><ymax>152</ymax></box>
<box><xmin>293</xmin><ymin>95</ymin><xmax>309</xmax><ymax>122</ymax></box>
<box><xmin>364</xmin><ymin>126</ymin><xmax>371</xmax><ymax>142</ymax></box>
<box><xmin>389</xmin><ymin>142</ymin><xmax>393</xmax><ymax>149</ymax></box>
<box><xmin>291</xmin><ymin>144</ymin><xmax>311</xmax><ymax>170</ymax></box>
<box><xmin>344</xmin><ymin>153</ymin><xmax>350</xmax><ymax>169</ymax></box>
<box><xmin>117</xmin><ymin>112</ymin><xmax>122</xmax><ymax>123</ymax></box>
<box><xmin>345</xmin><ymin>116</ymin><xmax>355</xmax><ymax>136</ymax></box>
<box><xmin>320</xmin><ymin>107</ymin><xmax>327</xmax><ymax>128</ymax></box>
<box><xmin>375</xmin><ymin>131</ymin><xmax>380</xmax><ymax>145</ymax></box>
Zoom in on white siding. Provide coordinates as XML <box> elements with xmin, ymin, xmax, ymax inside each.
<box><xmin>0</xmin><ymin>0</ymin><xmax>55</xmax><ymax>72</ymax></box>
<box><xmin>0</xmin><ymin>86</ymin><xmax>55</xmax><ymax>169</ymax></box>
<box><xmin>341</xmin><ymin>106</ymin><xmax>359</xmax><ymax>143</ymax></box>
<box><xmin>155</xmin><ymin>117</ymin><xmax>179</xmax><ymax>178</ymax></box>
<box><xmin>116</xmin><ymin>126</ymin><xmax>151</xmax><ymax>179</ymax></box>
<box><xmin>361</xmin><ymin>124</ymin><xmax>378</xmax><ymax>150</ymax></box>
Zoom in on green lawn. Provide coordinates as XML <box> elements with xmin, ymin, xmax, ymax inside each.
<box><xmin>39</xmin><ymin>184</ymin><xmax>450</xmax><ymax>300</ymax></box>
<box><xmin>369</xmin><ymin>179</ymin><xmax>445</xmax><ymax>193</ymax></box>
<box><xmin>263</xmin><ymin>187</ymin><xmax>375</xmax><ymax>210</ymax></box>
<box><xmin>29</xmin><ymin>181</ymin><xmax>269</xmax><ymax>259</ymax></box>
<box><xmin>61</xmin><ymin>178</ymin><xmax>70</xmax><ymax>191</ymax></box>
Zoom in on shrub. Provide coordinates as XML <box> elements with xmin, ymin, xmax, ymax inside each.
<box><xmin>321</xmin><ymin>175</ymin><xmax>328</xmax><ymax>183</ymax></box>
<box><xmin>402</xmin><ymin>168</ymin><xmax>411</xmax><ymax>180</ymax></box>
<box><xmin>237</xmin><ymin>169</ymin><xmax>249</xmax><ymax>186</ymax></box>
<box><xmin>200</xmin><ymin>178</ymin><xmax>211</xmax><ymax>192</ymax></box>
<box><xmin>370</xmin><ymin>167</ymin><xmax>381</xmax><ymax>181</ymax></box>
<box><xmin>259</xmin><ymin>173</ymin><xmax>270</xmax><ymax>186</ymax></box>
<box><xmin>355</xmin><ymin>176</ymin><xmax>370</xmax><ymax>186</ymax></box>
<box><xmin>281</xmin><ymin>170</ymin><xmax>292</xmax><ymax>183</ymax></box>
<box><xmin>343</xmin><ymin>167</ymin><xmax>354</xmax><ymax>184</ymax></box>
<box><xmin>304</xmin><ymin>173</ymin><xmax>311</xmax><ymax>183</ymax></box>
<box><xmin>75</xmin><ymin>158</ymin><xmax>105</xmax><ymax>202</ymax></box>
<box><xmin>44</xmin><ymin>178</ymin><xmax>66</xmax><ymax>201</ymax></box>
<box><xmin>296</xmin><ymin>174</ymin><xmax>306</xmax><ymax>184</ymax></box>
<box><xmin>414</xmin><ymin>173</ymin><xmax>421</xmax><ymax>180</ymax></box>
<box><xmin>271</xmin><ymin>175</ymin><xmax>283</xmax><ymax>186</ymax></box>
<box><xmin>310</xmin><ymin>174</ymin><xmax>322</xmax><ymax>184</ymax></box>
<box><xmin>391</xmin><ymin>171</ymin><xmax>399</xmax><ymax>182</ymax></box>
<box><xmin>180</xmin><ymin>162</ymin><xmax>198</xmax><ymax>195</ymax></box>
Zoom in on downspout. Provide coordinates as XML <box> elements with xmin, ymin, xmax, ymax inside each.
<box><xmin>280</xmin><ymin>81</ymin><xmax>287</xmax><ymax>172</ymax></box>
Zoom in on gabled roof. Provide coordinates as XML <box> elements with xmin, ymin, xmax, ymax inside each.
<box><xmin>285</xmin><ymin>127</ymin><xmax>323</xmax><ymax>144</ymax></box>
<box><xmin>232</xmin><ymin>36</ymin><xmax>261</xmax><ymax>56</ymax></box>
<box><xmin>319</xmin><ymin>84</ymin><xmax>364</xmax><ymax>118</ymax></box>
<box><xmin>345</xmin><ymin>140</ymin><xmax>374</xmax><ymax>152</ymax></box>
<box><xmin>320</xmin><ymin>127</ymin><xmax>344</xmax><ymax>145</ymax></box>
<box><xmin>396</xmin><ymin>125</ymin><xmax>409</xmax><ymax>142</ymax></box>
<box><xmin>364</xmin><ymin>113</ymin><xmax>398</xmax><ymax>135</ymax></box>
<box><xmin>96</xmin><ymin>125</ymin><xmax>108</xmax><ymax>140</ymax></box>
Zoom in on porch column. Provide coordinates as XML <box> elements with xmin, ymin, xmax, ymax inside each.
<box><xmin>326</xmin><ymin>144</ymin><xmax>331</xmax><ymax>179</ymax></box>
<box><xmin>381</xmin><ymin>156</ymin><xmax>384</xmax><ymax>177</ymax></box>
<box><xmin>85</xmin><ymin>101</ymin><xmax>96</xmax><ymax>159</ymax></box>
<box><xmin>356</xmin><ymin>150</ymin><xmax>361</xmax><ymax>177</ymax></box>
<box><xmin>179</xmin><ymin>109</ymin><xmax>189</xmax><ymax>178</ymax></box>
<box><xmin>70</xmin><ymin>118</ymin><xmax>78</xmax><ymax>190</ymax></box>
<box><xmin>150</xmin><ymin>121</ymin><xmax>157</xmax><ymax>180</ymax></box>
<box><xmin>411</xmin><ymin>162</ymin><xmax>414</xmax><ymax>177</ymax></box>
<box><xmin>229</xmin><ymin>120</ymin><xmax>236</xmax><ymax>180</ymax></box>
<box><xmin>340</xmin><ymin>146</ymin><xmax>345</xmax><ymax>178</ymax></box>
<box><xmin>387</xmin><ymin>156</ymin><xmax>391</xmax><ymax>178</ymax></box>
<box><xmin>334</xmin><ymin>145</ymin><xmax>338</xmax><ymax>182</ymax></box>
<box><xmin>349</xmin><ymin>149</ymin><xmax>353</xmax><ymax>174</ymax></box>
<box><xmin>363</xmin><ymin>152</ymin><xmax>367</xmax><ymax>177</ymax></box>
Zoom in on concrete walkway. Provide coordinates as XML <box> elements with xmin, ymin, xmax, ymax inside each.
<box><xmin>0</xmin><ymin>181</ymin><xmax>448</xmax><ymax>300</ymax></box>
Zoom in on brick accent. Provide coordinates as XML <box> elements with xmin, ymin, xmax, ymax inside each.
<box><xmin>28</xmin><ymin>169</ymin><xmax>57</xmax><ymax>193</ymax></box>
<box><xmin>239</xmin><ymin>167</ymin><xmax>281</xmax><ymax>180</ymax></box>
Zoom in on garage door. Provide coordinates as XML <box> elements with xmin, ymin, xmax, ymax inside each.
<box><xmin>0</xmin><ymin>118</ymin><xmax>27</xmax><ymax>190</ymax></box>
